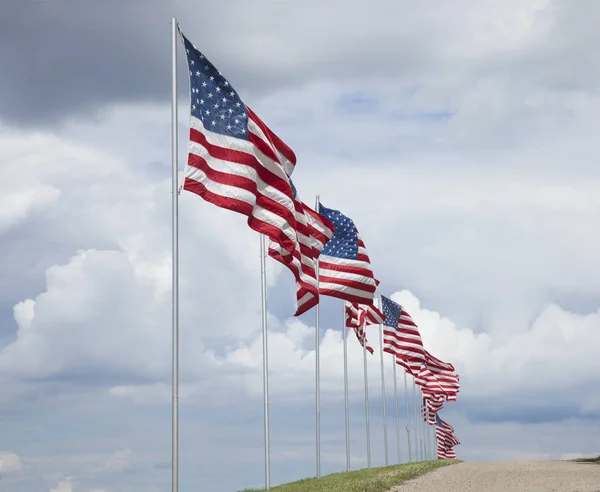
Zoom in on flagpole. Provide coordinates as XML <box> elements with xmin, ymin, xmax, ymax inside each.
<box><xmin>392</xmin><ymin>359</ymin><xmax>401</xmax><ymax>463</ymax></box>
<box><xmin>342</xmin><ymin>302</ymin><xmax>351</xmax><ymax>472</ymax></box>
<box><xmin>377</xmin><ymin>296</ymin><xmax>388</xmax><ymax>466</ymax></box>
<box><xmin>412</xmin><ymin>380</ymin><xmax>420</xmax><ymax>461</ymax></box>
<box><xmin>170</xmin><ymin>17</ymin><xmax>180</xmax><ymax>492</ymax></box>
<box><xmin>425</xmin><ymin>402</ymin><xmax>433</xmax><ymax>459</ymax></box>
<box><xmin>403</xmin><ymin>370</ymin><xmax>412</xmax><ymax>462</ymax></box>
<box><xmin>419</xmin><ymin>391</ymin><xmax>425</xmax><ymax>461</ymax></box>
<box><xmin>259</xmin><ymin>235</ymin><xmax>271</xmax><ymax>489</ymax></box>
<box><xmin>422</xmin><ymin>399</ymin><xmax>427</xmax><ymax>460</ymax></box>
<box><xmin>362</xmin><ymin>323</ymin><xmax>371</xmax><ymax>469</ymax></box>
<box><xmin>314</xmin><ymin>196</ymin><xmax>321</xmax><ymax>479</ymax></box>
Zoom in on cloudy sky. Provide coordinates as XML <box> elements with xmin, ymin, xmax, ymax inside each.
<box><xmin>2</xmin><ymin>0</ymin><xmax>600</xmax><ymax>490</ymax></box>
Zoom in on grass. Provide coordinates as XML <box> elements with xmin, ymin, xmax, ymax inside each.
<box><xmin>239</xmin><ymin>459</ymin><xmax>460</xmax><ymax>492</ymax></box>
<box><xmin>570</xmin><ymin>455</ymin><xmax>600</xmax><ymax>464</ymax></box>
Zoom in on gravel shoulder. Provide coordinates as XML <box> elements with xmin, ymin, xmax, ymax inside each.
<box><xmin>389</xmin><ymin>460</ymin><xmax>600</xmax><ymax>492</ymax></box>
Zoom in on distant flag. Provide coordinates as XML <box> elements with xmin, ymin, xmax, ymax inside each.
<box><xmin>379</xmin><ymin>296</ymin><xmax>425</xmax><ymax>376</ymax></box>
<box><xmin>435</xmin><ymin>414</ymin><xmax>460</xmax><ymax>459</ymax></box>
<box><xmin>180</xmin><ymin>31</ymin><xmax>301</xmax><ymax>260</ymax></box>
<box><xmin>317</xmin><ymin>203</ymin><xmax>379</xmax><ymax>305</ymax></box>
<box><xmin>268</xmin><ymin>182</ymin><xmax>334</xmax><ymax>315</ymax></box>
<box><xmin>343</xmin><ymin>302</ymin><xmax>379</xmax><ymax>354</ymax></box>
<box><xmin>423</xmin><ymin>392</ymin><xmax>445</xmax><ymax>417</ymax></box>
<box><xmin>421</xmin><ymin>396</ymin><xmax>438</xmax><ymax>425</ymax></box>
<box><xmin>344</xmin><ymin>301</ymin><xmax>385</xmax><ymax>329</ymax></box>
<box><xmin>416</xmin><ymin>364</ymin><xmax>445</xmax><ymax>396</ymax></box>
<box><xmin>353</xmin><ymin>323</ymin><xmax>374</xmax><ymax>354</ymax></box>
<box><xmin>422</xmin><ymin>351</ymin><xmax>460</xmax><ymax>401</ymax></box>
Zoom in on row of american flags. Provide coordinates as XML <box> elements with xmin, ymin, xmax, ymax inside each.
<box><xmin>178</xmin><ymin>26</ymin><xmax>460</xmax><ymax>463</ymax></box>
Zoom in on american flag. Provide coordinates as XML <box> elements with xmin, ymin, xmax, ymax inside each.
<box><xmin>416</xmin><ymin>365</ymin><xmax>445</xmax><ymax>396</ymax></box>
<box><xmin>421</xmin><ymin>397</ymin><xmax>437</xmax><ymax>425</ymax></box>
<box><xmin>419</xmin><ymin>351</ymin><xmax>460</xmax><ymax>401</ymax></box>
<box><xmin>435</xmin><ymin>414</ymin><xmax>460</xmax><ymax>459</ymax></box>
<box><xmin>352</xmin><ymin>323</ymin><xmax>374</xmax><ymax>354</ymax></box>
<box><xmin>380</xmin><ymin>296</ymin><xmax>425</xmax><ymax>376</ymax></box>
<box><xmin>180</xmin><ymin>31</ymin><xmax>300</xmax><ymax>260</ymax></box>
<box><xmin>268</xmin><ymin>182</ymin><xmax>334</xmax><ymax>315</ymax></box>
<box><xmin>317</xmin><ymin>203</ymin><xmax>379</xmax><ymax>305</ymax></box>
<box><xmin>344</xmin><ymin>301</ymin><xmax>385</xmax><ymax>329</ymax></box>
<box><xmin>424</xmin><ymin>393</ymin><xmax>445</xmax><ymax>416</ymax></box>
<box><xmin>343</xmin><ymin>301</ymin><xmax>380</xmax><ymax>354</ymax></box>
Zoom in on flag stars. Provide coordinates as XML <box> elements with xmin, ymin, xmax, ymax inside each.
<box><xmin>183</xmin><ymin>35</ymin><xmax>249</xmax><ymax>140</ymax></box>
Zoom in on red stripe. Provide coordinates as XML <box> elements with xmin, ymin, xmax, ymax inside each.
<box><xmin>323</xmin><ymin>289</ymin><xmax>376</xmax><ymax>304</ymax></box>
<box><xmin>184</xmin><ymin>177</ymin><xmax>296</xmax><ymax>258</ymax></box>
<box><xmin>318</xmin><ymin>261</ymin><xmax>378</xmax><ymax>281</ymax></box>
<box><xmin>318</xmin><ymin>274</ymin><xmax>377</xmax><ymax>293</ymax></box>
<box><xmin>189</xmin><ymin>128</ymin><xmax>292</xmax><ymax>197</ymax></box>
<box><xmin>248</xmin><ymin>108</ymin><xmax>296</xmax><ymax>169</ymax></box>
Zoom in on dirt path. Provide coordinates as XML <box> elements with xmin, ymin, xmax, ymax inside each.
<box><xmin>389</xmin><ymin>460</ymin><xmax>600</xmax><ymax>492</ymax></box>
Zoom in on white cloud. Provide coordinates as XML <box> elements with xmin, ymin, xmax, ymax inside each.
<box><xmin>104</xmin><ymin>449</ymin><xmax>132</xmax><ymax>473</ymax></box>
<box><xmin>50</xmin><ymin>478</ymin><xmax>74</xmax><ymax>492</ymax></box>
<box><xmin>4</xmin><ymin>2</ymin><xmax>600</xmax><ymax>490</ymax></box>
<box><xmin>0</xmin><ymin>452</ymin><xmax>22</xmax><ymax>473</ymax></box>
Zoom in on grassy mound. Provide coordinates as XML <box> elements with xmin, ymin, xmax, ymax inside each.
<box><xmin>240</xmin><ymin>459</ymin><xmax>460</xmax><ymax>492</ymax></box>
<box><xmin>571</xmin><ymin>455</ymin><xmax>600</xmax><ymax>464</ymax></box>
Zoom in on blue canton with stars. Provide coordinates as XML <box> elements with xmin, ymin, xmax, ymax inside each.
<box><xmin>381</xmin><ymin>295</ymin><xmax>402</xmax><ymax>329</ymax></box>
<box><xmin>318</xmin><ymin>203</ymin><xmax>359</xmax><ymax>259</ymax></box>
<box><xmin>181</xmin><ymin>33</ymin><xmax>249</xmax><ymax>140</ymax></box>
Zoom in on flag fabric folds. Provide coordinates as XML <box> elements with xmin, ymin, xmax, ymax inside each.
<box><xmin>180</xmin><ymin>31</ymin><xmax>300</xmax><ymax>261</ymax></box>
<box><xmin>344</xmin><ymin>301</ymin><xmax>385</xmax><ymax>329</ymax></box>
<box><xmin>268</xmin><ymin>183</ymin><xmax>334</xmax><ymax>315</ymax></box>
<box><xmin>317</xmin><ymin>203</ymin><xmax>379</xmax><ymax>305</ymax></box>
<box><xmin>380</xmin><ymin>296</ymin><xmax>425</xmax><ymax>376</ymax></box>
<box><xmin>416</xmin><ymin>351</ymin><xmax>460</xmax><ymax>401</ymax></box>
<box><xmin>343</xmin><ymin>301</ymin><xmax>378</xmax><ymax>354</ymax></box>
<box><xmin>435</xmin><ymin>414</ymin><xmax>460</xmax><ymax>459</ymax></box>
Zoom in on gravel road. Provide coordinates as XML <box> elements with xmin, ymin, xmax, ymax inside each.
<box><xmin>389</xmin><ymin>460</ymin><xmax>600</xmax><ymax>492</ymax></box>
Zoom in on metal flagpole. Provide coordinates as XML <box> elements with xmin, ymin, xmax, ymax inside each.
<box><xmin>422</xmin><ymin>400</ymin><xmax>428</xmax><ymax>460</ymax></box>
<box><xmin>378</xmin><ymin>296</ymin><xmax>389</xmax><ymax>466</ymax></box>
<box><xmin>314</xmin><ymin>196</ymin><xmax>321</xmax><ymax>478</ymax></box>
<box><xmin>403</xmin><ymin>371</ymin><xmax>412</xmax><ymax>462</ymax></box>
<box><xmin>170</xmin><ymin>17</ymin><xmax>180</xmax><ymax>492</ymax></box>
<box><xmin>392</xmin><ymin>359</ymin><xmax>402</xmax><ymax>464</ymax></box>
<box><xmin>419</xmin><ymin>391</ymin><xmax>425</xmax><ymax>461</ymax></box>
<box><xmin>412</xmin><ymin>381</ymin><xmax>420</xmax><ymax>461</ymax></box>
<box><xmin>392</xmin><ymin>360</ymin><xmax>401</xmax><ymax>463</ymax></box>
<box><xmin>342</xmin><ymin>302</ymin><xmax>351</xmax><ymax>472</ymax></box>
<box><xmin>434</xmin><ymin>421</ymin><xmax>439</xmax><ymax>460</ymax></box>
<box><xmin>362</xmin><ymin>323</ymin><xmax>371</xmax><ymax>469</ymax></box>
<box><xmin>412</xmin><ymin>381</ymin><xmax>421</xmax><ymax>461</ymax></box>
<box><xmin>425</xmin><ymin>405</ymin><xmax>433</xmax><ymax>459</ymax></box>
<box><xmin>259</xmin><ymin>236</ymin><xmax>271</xmax><ymax>488</ymax></box>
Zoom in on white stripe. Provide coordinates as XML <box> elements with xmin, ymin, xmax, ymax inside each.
<box><xmin>319</xmin><ymin>281</ymin><xmax>374</xmax><ymax>299</ymax></box>
<box><xmin>247</xmin><ymin>114</ymin><xmax>296</xmax><ymax>178</ymax></box>
<box><xmin>318</xmin><ymin>254</ymin><xmax>374</xmax><ymax>272</ymax></box>
<box><xmin>189</xmin><ymin>116</ymin><xmax>291</xmax><ymax>184</ymax></box>
<box><xmin>185</xmin><ymin>157</ymin><xmax>298</xmax><ymax>246</ymax></box>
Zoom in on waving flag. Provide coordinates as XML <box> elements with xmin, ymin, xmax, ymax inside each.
<box><xmin>435</xmin><ymin>414</ymin><xmax>460</xmax><ymax>459</ymax></box>
<box><xmin>180</xmin><ymin>31</ymin><xmax>300</xmax><ymax>259</ymax></box>
<box><xmin>317</xmin><ymin>203</ymin><xmax>379</xmax><ymax>305</ymax></box>
<box><xmin>344</xmin><ymin>301</ymin><xmax>385</xmax><ymax>329</ymax></box>
<box><xmin>343</xmin><ymin>301</ymin><xmax>378</xmax><ymax>354</ymax></box>
<box><xmin>268</xmin><ymin>183</ymin><xmax>334</xmax><ymax>315</ymax></box>
<box><xmin>380</xmin><ymin>296</ymin><xmax>425</xmax><ymax>376</ymax></box>
<box><xmin>424</xmin><ymin>393</ymin><xmax>445</xmax><ymax>416</ymax></box>
<box><xmin>417</xmin><ymin>351</ymin><xmax>460</xmax><ymax>401</ymax></box>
